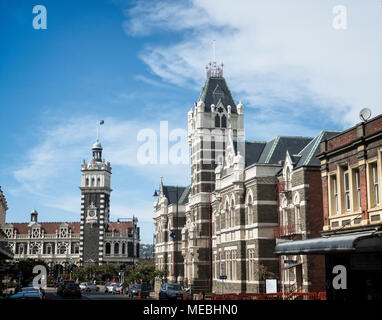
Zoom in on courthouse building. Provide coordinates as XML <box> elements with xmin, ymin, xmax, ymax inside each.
<box><xmin>2</xmin><ymin>139</ymin><xmax>139</xmax><ymax>276</ymax></box>
<box><xmin>154</xmin><ymin>60</ymin><xmax>334</xmax><ymax>293</ymax></box>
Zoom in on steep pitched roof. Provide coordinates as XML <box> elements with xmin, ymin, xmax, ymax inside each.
<box><xmin>198</xmin><ymin>77</ymin><xmax>237</xmax><ymax>113</ymax></box>
<box><xmin>257</xmin><ymin>136</ymin><xmax>313</xmax><ymax>165</ymax></box>
<box><xmin>163</xmin><ymin>185</ymin><xmax>190</xmax><ymax>205</ymax></box>
<box><xmin>233</xmin><ymin>141</ymin><xmax>267</xmax><ymax>167</ymax></box>
<box><xmin>294</xmin><ymin>130</ymin><xmax>340</xmax><ymax>168</ymax></box>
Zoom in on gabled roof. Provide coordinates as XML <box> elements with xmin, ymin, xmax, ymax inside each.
<box><xmin>198</xmin><ymin>77</ymin><xmax>237</xmax><ymax>113</ymax></box>
<box><xmin>257</xmin><ymin>136</ymin><xmax>313</xmax><ymax>165</ymax></box>
<box><xmin>294</xmin><ymin>130</ymin><xmax>339</xmax><ymax>168</ymax></box>
<box><xmin>163</xmin><ymin>185</ymin><xmax>190</xmax><ymax>205</ymax></box>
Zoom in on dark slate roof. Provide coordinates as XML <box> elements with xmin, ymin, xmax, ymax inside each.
<box><xmin>257</xmin><ymin>136</ymin><xmax>313</xmax><ymax>165</ymax></box>
<box><xmin>294</xmin><ymin>130</ymin><xmax>340</xmax><ymax>168</ymax></box>
<box><xmin>198</xmin><ymin>77</ymin><xmax>237</xmax><ymax>113</ymax></box>
<box><xmin>163</xmin><ymin>185</ymin><xmax>190</xmax><ymax>205</ymax></box>
<box><xmin>233</xmin><ymin>141</ymin><xmax>267</xmax><ymax>167</ymax></box>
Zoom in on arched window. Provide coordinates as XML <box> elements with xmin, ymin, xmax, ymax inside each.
<box><xmin>215</xmin><ymin>114</ymin><xmax>220</xmax><ymax>127</ymax></box>
<box><xmin>114</xmin><ymin>243</ymin><xmax>119</xmax><ymax>255</ymax></box>
<box><xmin>105</xmin><ymin>243</ymin><xmax>111</xmax><ymax>255</ymax></box>
<box><xmin>221</xmin><ymin>115</ymin><xmax>227</xmax><ymax>128</ymax></box>
<box><xmin>86</xmin><ymin>178</ymin><xmax>89</xmax><ymax>186</ymax></box>
<box><xmin>122</xmin><ymin>243</ymin><xmax>126</xmax><ymax>255</ymax></box>
<box><xmin>97</xmin><ymin>178</ymin><xmax>101</xmax><ymax>186</ymax></box>
<box><xmin>91</xmin><ymin>178</ymin><xmax>95</xmax><ymax>186</ymax></box>
<box><xmin>231</xmin><ymin>199</ymin><xmax>235</xmax><ymax>227</ymax></box>
<box><xmin>247</xmin><ymin>194</ymin><xmax>253</xmax><ymax>225</ymax></box>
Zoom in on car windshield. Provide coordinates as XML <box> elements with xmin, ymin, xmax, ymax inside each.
<box><xmin>167</xmin><ymin>284</ymin><xmax>182</xmax><ymax>291</ymax></box>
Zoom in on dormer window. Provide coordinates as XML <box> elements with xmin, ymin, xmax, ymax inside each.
<box><xmin>32</xmin><ymin>227</ymin><xmax>40</xmax><ymax>238</ymax></box>
<box><xmin>60</xmin><ymin>227</ymin><xmax>68</xmax><ymax>238</ymax></box>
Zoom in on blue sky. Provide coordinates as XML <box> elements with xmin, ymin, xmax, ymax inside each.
<box><xmin>0</xmin><ymin>0</ymin><xmax>381</xmax><ymax>243</ymax></box>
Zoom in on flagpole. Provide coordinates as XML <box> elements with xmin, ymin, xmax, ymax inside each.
<box><xmin>97</xmin><ymin>122</ymin><xmax>100</xmax><ymax>141</ymax></box>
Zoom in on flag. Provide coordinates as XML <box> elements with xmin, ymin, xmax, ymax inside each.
<box><xmin>98</xmin><ymin>120</ymin><xmax>104</xmax><ymax>125</ymax></box>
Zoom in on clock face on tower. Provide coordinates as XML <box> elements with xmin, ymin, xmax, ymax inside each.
<box><xmin>88</xmin><ymin>210</ymin><xmax>96</xmax><ymax>218</ymax></box>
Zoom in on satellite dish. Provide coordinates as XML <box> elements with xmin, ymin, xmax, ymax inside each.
<box><xmin>359</xmin><ymin>108</ymin><xmax>372</xmax><ymax>122</ymax></box>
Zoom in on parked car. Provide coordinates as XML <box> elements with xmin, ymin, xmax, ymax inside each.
<box><xmin>79</xmin><ymin>282</ymin><xmax>99</xmax><ymax>292</ymax></box>
<box><xmin>57</xmin><ymin>282</ymin><xmax>81</xmax><ymax>298</ymax></box>
<box><xmin>159</xmin><ymin>283</ymin><xmax>184</xmax><ymax>300</ymax></box>
<box><xmin>128</xmin><ymin>283</ymin><xmax>149</xmax><ymax>299</ymax></box>
<box><xmin>9</xmin><ymin>287</ymin><xmax>43</xmax><ymax>300</ymax></box>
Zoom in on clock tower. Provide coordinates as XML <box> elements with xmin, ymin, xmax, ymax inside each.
<box><xmin>79</xmin><ymin>139</ymin><xmax>112</xmax><ymax>265</ymax></box>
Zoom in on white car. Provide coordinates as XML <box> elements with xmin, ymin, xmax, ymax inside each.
<box><xmin>79</xmin><ymin>282</ymin><xmax>99</xmax><ymax>292</ymax></box>
<box><xmin>104</xmin><ymin>282</ymin><xmax>121</xmax><ymax>294</ymax></box>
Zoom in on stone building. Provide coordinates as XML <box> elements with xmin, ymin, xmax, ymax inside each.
<box><xmin>0</xmin><ymin>187</ymin><xmax>13</xmax><ymax>277</ymax></box>
<box><xmin>275</xmin><ymin>114</ymin><xmax>382</xmax><ymax>300</ymax></box>
<box><xmin>3</xmin><ymin>139</ymin><xmax>139</xmax><ymax>276</ymax></box>
<box><xmin>153</xmin><ymin>177</ymin><xmax>190</xmax><ymax>291</ymax></box>
<box><xmin>154</xmin><ymin>60</ymin><xmax>334</xmax><ymax>294</ymax></box>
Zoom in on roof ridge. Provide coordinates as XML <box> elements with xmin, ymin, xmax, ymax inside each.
<box><xmin>303</xmin><ymin>130</ymin><xmax>326</xmax><ymax>166</ymax></box>
<box><xmin>245</xmin><ymin>140</ymin><xmax>267</xmax><ymax>144</ymax></box>
<box><xmin>265</xmin><ymin>136</ymin><xmax>280</xmax><ymax>164</ymax></box>
<box><xmin>278</xmin><ymin>136</ymin><xmax>313</xmax><ymax>139</ymax></box>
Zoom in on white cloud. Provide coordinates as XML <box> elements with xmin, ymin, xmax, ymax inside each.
<box><xmin>123</xmin><ymin>0</ymin><xmax>382</xmax><ymax>128</ymax></box>
<box><xmin>12</xmin><ymin>115</ymin><xmax>190</xmax><ymax>219</ymax></box>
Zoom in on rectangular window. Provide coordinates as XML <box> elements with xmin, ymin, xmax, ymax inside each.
<box><xmin>344</xmin><ymin>170</ymin><xmax>350</xmax><ymax>211</ymax></box>
<box><xmin>332</xmin><ymin>175</ymin><xmax>338</xmax><ymax>214</ymax></box>
<box><xmin>355</xmin><ymin>169</ymin><xmax>361</xmax><ymax>210</ymax></box>
<box><xmin>373</xmin><ymin>164</ymin><xmax>379</xmax><ymax>206</ymax></box>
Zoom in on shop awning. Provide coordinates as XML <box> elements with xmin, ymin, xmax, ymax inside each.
<box><xmin>274</xmin><ymin>231</ymin><xmax>382</xmax><ymax>255</ymax></box>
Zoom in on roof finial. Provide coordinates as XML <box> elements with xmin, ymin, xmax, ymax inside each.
<box><xmin>213</xmin><ymin>39</ymin><xmax>216</xmax><ymax>62</ymax></box>
<box><xmin>206</xmin><ymin>40</ymin><xmax>224</xmax><ymax>79</ymax></box>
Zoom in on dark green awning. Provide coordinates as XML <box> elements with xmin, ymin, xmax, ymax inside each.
<box><xmin>274</xmin><ymin>231</ymin><xmax>382</xmax><ymax>255</ymax></box>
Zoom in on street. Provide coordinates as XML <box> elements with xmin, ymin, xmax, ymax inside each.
<box><xmin>44</xmin><ymin>287</ymin><xmax>154</xmax><ymax>301</ymax></box>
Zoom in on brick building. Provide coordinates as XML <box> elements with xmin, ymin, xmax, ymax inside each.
<box><xmin>276</xmin><ymin>114</ymin><xmax>382</xmax><ymax>300</ymax></box>
<box><xmin>276</xmin><ymin>131</ymin><xmax>337</xmax><ymax>295</ymax></box>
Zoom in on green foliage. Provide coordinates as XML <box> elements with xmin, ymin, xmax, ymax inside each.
<box><xmin>122</xmin><ymin>261</ymin><xmax>167</xmax><ymax>285</ymax></box>
<box><xmin>16</xmin><ymin>259</ymin><xmax>48</xmax><ymax>286</ymax></box>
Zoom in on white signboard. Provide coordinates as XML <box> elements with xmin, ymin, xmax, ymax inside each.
<box><xmin>265</xmin><ymin>279</ymin><xmax>277</xmax><ymax>294</ymax></box>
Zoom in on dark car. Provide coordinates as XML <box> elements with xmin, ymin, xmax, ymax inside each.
<box><xmin>159</xmin><ymin>283</ymin><xmax>184</xmax><ymax>300</ymax></box>
<box><xmin>57</xmin><ymin>281</ymin><xmax>81</xmax><ymax>298</ymax></box>
<box><xmin>128</xmin><ymin>283</ymin><xmax>150</xmax><ymax>299</ymax></box>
